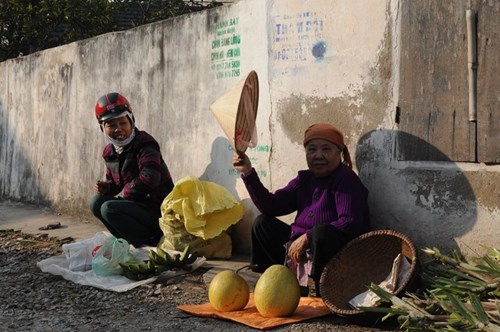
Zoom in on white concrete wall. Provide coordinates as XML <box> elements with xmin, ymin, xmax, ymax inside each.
<box><xmin>0</xmin><ymin>0</ymin><xmax>498</xmax><ymax>256</ymax></box>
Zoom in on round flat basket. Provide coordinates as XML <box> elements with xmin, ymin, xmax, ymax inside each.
<box><xmin>319</xmin><ymin>229</ymin><xmax>418</xmax><ymax>326</ymax></box>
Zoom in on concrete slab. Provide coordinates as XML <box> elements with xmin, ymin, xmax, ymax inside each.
<box><xmin>0</xmin><ymin>200</ymin><xmax>104</xmax><ymax>241</ymax></box>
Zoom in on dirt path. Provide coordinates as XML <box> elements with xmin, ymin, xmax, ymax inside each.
<box><xmin>0</xmin><ymin>229</ymin><xmax>394</xmax><ymax>331</ymax></box>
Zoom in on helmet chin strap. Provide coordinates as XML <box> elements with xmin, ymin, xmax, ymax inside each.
<box><xmin>105</xmin><ymin>127</ymin><xmax>136</xmax><ymax>148</ymax></box>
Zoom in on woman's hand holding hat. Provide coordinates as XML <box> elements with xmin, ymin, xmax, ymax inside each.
<box><xmin>232</xmin><ymin>152</ymin><xmax>252</xmax><ymax>176</ymax></box>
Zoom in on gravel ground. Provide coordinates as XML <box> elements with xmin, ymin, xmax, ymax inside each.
<box><xmin>0</xmin><ymin>229</ymin><xmax>397</xmax><ymax>332</ymax></box>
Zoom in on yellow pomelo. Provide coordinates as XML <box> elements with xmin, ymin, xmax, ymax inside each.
<box><xmin>254</xmin><ymin>264</ymin><xmax>301</xmax><ymax>317</ymax></box>
<box><xmin>208</xmin><ymin>270</ymin><xmax>249</xmax><ymax>312</ymax></box>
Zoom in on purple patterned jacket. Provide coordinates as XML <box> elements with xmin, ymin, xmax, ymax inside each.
<box><xmin>102</xmin><ymin>129</ymin><xmax>174</xmax><ymax>208</ymax></box>
<box><xmin>241</xmin><ymin>163</ymin><xmax>370</xmax><ymax>241</ymax></box>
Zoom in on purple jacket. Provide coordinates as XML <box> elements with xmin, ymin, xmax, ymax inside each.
<box><xmin>241</xmin><ymin>163</ymin><xmax>370</xmax><ymax>241</ymax></box>
<box><xmin>102</xmin><ymin>129</ymin><xmax>174</xmax><ymax>207</ymax></box>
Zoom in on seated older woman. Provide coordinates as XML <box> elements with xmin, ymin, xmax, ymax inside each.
<box><xmin>232</xmin><ymin>123</ymin><xmax>371</xmax><ymax>296</ymax></box>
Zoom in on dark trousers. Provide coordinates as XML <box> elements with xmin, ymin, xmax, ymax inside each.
<box><xmin>251</xmin><ymin>214</ymin><xmax>350</xmax><ymax>281</ymax></box>
<box><xmin>89</xmin><ymin>195</ymin><xmax>163</xmax><ymax>247</ymax></box>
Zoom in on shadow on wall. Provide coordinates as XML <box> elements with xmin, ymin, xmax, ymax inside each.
<box><xmin>355</xmin><ymin>129</ymin><xmax>477</xmax><ymax>255</ymax></box>
<box><xmin>198</xmin><ymin>136</ymin><xmax>238</xmax><ymax>197</ymax></box>
<box><xmin>0</xmin><ymin>100</ymin><xmax>46</xmax><ymax>205</ymax></box>
<box><xmin>198</xmin><ymin>136</ymin><xmax>254</xmax><ymax>255</ymax></box>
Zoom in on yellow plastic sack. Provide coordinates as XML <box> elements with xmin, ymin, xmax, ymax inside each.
<box><xmin>159</xmin><ymin>176</ymin><xmax>244</xmax><ymax>259</ymax></box>
<box><xmin>158</xmin><ymin>228</ymin><xmax>233</xmax><ymax>259</ymax></box>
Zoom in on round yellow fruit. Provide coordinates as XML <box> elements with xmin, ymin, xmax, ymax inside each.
<box><xmin>208</xmin><ymin>270</ymin><xmax>249</xmax><ymax>312</ymax></box>
<box><xmin>254</xmin><ymin>264</ymin><xmax>301</xmax><ymax>317</ymax></box>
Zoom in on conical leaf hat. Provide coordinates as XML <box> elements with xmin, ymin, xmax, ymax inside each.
<box><xmin>210</xmin><ymin>70</ymin><xmax>259</xmax><ymax>152</ymax></box>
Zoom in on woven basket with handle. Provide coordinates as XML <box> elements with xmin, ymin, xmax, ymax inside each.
<box><xmin>319</xmin><ymin>229</ymin><xmax>418</xmax><ymax>326</ymax></box>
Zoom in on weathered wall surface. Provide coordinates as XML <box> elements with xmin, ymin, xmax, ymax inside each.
<box><xmin>0</xmin><ymin>0</ymin><xmax>498</xmax><ymax>256</ymax></box>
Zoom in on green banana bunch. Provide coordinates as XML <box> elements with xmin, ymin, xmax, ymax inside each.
<box><xmin>120</xmin><ymin>245</ymin><xmax>199</xmax><ymax>280</ymax></box>
<box><xmin>153</xmin><ymin>245</ymin><xmax>198</xmax><ymax>270</ymax></box>
<box><xmin>119</xmin><ymin>259</ymin><xmax>156</xmax><ymax>281</ymax></box>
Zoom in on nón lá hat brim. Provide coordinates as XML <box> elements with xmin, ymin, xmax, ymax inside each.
<box><xmin>210</xmin><ymin>70</ymin><xmax>259</xmax><ymax>152</ymax></box>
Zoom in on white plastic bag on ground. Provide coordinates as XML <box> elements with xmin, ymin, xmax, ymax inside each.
<box><xmin>38</xmin><ymin>233</ymin><xmax>206</xmax><ymax>292</ymax></box>
<box><xmin>62</xmin><ymin>231</ymin><xmax>111</xmax><ymax>272</ymax></box>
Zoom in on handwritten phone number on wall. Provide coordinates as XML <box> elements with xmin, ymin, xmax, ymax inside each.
<box><xmin>212</xmin><ymin>61</ymin><xmax>240</xmax><ymax>70</ymax></box>
<box><xmin>216</xmin><ymin>69</ymin><xmax>240</xmax><ymax>79</ymax></box>
<box><xmin>212</xmin><ymin>60</ymin><xmax>241</xmax><ymax>78</ymax></box>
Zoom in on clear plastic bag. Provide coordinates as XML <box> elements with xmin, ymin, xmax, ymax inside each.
<box><xmin>91</xmin><ymin>237</ymin><xmax>133</xmax><ymax>276</ymax></box>
<box><xmin>62</xmin><ymin>231</ymin><xmax>110</xmax><ymax>272</ymax></box>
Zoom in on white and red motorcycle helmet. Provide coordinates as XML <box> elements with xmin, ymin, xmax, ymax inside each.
<box><xmin>94</xmin><ymin>92</ymin><xmax>135</xmax><ymax>125</ymax></box>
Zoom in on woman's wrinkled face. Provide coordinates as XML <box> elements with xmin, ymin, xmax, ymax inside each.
<box><xmin>305</xmin><ymin>139</ymin><xmax>342</xmax><ymax>177</ymax></box>
<box><xmin>102</xmin><ymin>116</ymin><xmax>133</xmax><ymax>141</ymax></box>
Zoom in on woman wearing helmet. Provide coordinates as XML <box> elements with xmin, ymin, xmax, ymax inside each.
<box><xmin>89</xmin><ymin>92</ymin><xmax>174</xmax><ymax>247</ymax></box>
